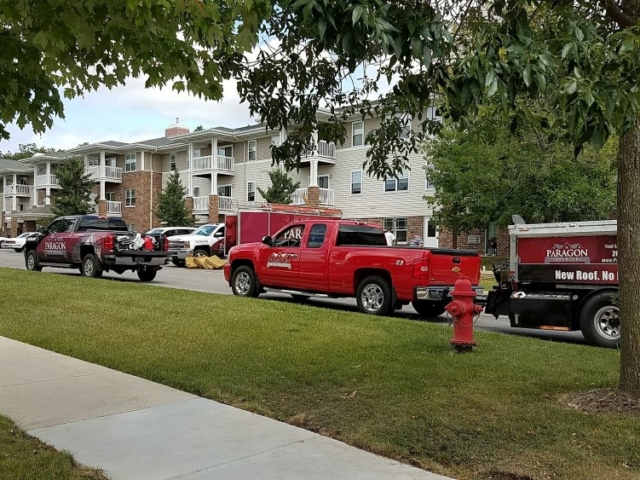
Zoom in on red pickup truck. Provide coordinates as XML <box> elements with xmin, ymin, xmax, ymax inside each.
<box><xmin>23</xmin><ymin>215</ymin><xmax>171</xmax><ymax>282</ymax></box>
<box><xmin>224</xmin><ymin>220</ymin><xmax>482</xmax><ymax>316</ymax></box>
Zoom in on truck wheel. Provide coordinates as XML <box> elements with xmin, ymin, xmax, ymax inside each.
<box><xmin>137</xmin><ymin>269</ymin><xmax>157</xmax><ymax>282</ymax></box>
<box><xmin>356</xmin><ymin>276</ymin><xmax>392</xmax><ymax>316</ymax></box>
<box><xmin>193</xmin><ymin>248</ymin><xmax>208</xmax><ymax>258</ymax></box>
<box><xmin>172</xmin><ymin>258</ymin><xmax>185</xmax><ymax>267</ymax></box>
<box><xmin>25</xmin><ymin>250</ymin><xmax>42</xmax><ymax>272</ymax></box>
<box><xmin>580</xmin><ymin>292</ymin><xmax>620</xmax><ymax>348</ymax></box>
<box><xmin>81</xmin><ymin>253</ymin><xmax>103</xmax><ymax>278</ymax></box>
<box><xmin>412</xmin><ymin>300</ymin><xmax>446</xmax><ymax>319</ymax></box>
<box><xmin>232</xmin><ymin>266</ymin><xmax>259</xmax><ymax>298</ymax></box>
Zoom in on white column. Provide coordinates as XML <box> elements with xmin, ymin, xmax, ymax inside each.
<box><xmin>33</xmin><ymin>177</ymin><xmax>38</xmax><ymax>206</ymax></box>
<box><xmin>212</xmin><ymin>173</ymin><xmax>218</xmax><ymax>195</ymax></box>
<box><xmin>140</xmin><ymin>151</ymin><xmax>145</xmax><ymax>171</ymax></box>
<box><xmin>45</xmin><ymin>187</ymin><xmax>51</xmax><ymax>205</ymax></box>
<box><xmin>45</xmin><ymin>161</ymin><xmax>51</xmax><ymax>177</ymax></box>
<box><xmin>309</xmin><ymin>160</ymin><xmax>319</xmax><ymax>187</ymax></box>
<box><xmin>212</xmin><ymin>138</ymin><xmax>218</xmax><ymax>168</ymax></box>
<box><xmin>100</xmin><ymin>181</ymin><xmax>106</xmax><ymax>200</ymax></box>
<box><xmin>84</xmin><ymin>154</ymin><xmax>89</xmax><ymax>169</ymax></box>
<box><xmin>12</xmin><ymin>174</ymin><xmax>17</xmax><ymax>211</ymax></box>
<box><xmin>99</xmin><ymin>151</ymin><xmax>106</xmax><ymax>178</ymax></box>
<box><xmin>187</xmin><ymin>142</ymin><xmax>193</xmax><ymax>196</ymax></box>
<box><xmin>2</xmin><ymin>176</ymin><xmax>6</xmax><ymax>212</ymax></box>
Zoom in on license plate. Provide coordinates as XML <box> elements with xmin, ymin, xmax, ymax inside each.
<box><xmin>133</xmin><ymin>257</ymin><xmax>146</xmax><ymax>263</ymax></box>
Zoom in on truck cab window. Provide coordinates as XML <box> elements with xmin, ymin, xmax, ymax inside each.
<box><xmin>275</xmin><ymin>225</ymin><xmax>305</xmax><ymax>248</ymax></box>
<box><xmin>63</xmin><ymin>219</ymin><xmax>75</xmax><ymax>232</ymax></box>
<box><xmin>47</xmin><ymin>220</ymin><xmax>65</xmax><ymax>234</ymax></box>
<box><xmin>307</xmin><ymin>224</ymin><xmax>327</xmax><ymax>248</ymax></box>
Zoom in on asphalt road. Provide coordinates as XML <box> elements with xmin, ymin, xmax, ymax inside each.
<box><xmin>0</xmin><ymin>248</ymin><xmax>586</xmax><ymax>346</ymax></box>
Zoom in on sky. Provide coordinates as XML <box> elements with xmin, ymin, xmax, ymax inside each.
<box><xmin>0</xmin><ymin>76</ymin><xmax>256</xmax><ymax>153</ymax></box>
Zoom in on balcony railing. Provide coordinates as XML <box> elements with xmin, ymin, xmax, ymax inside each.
<box><xmin>191</xmin><ymin>155</ymin><xmax>235</xmax><ymax>173</ymax></box>
<box><xmin>317</xmin><ymin>140</ymin><xmax>336</xmax><ymax>160</ymax></box>
<box><xmin>106</xmin><ymin>201</ymin><xmax>122</xmax><ymax>215</ymax></box>
<box><xmin>290</xmin><ymin>187</ymin><xmax>335</xmax><ymax>206</ymax></box>
<box><xmin>35</xmin><ymin>174</ymin><xmax>59</xmax><ymax>187</ymax></box>
<box><xmin>218</xmin><ymin>196</ymin><xmax>234</xmax><ymax>211</ymax></box>
<box><xmin>86</xmin><ymin>165</ymin><xmax>123</xmax><ymax>181</ymax></box>
<box><xmin>4</xmin><ymin>185</ymin><xmax>33</xmax><ymax>196</ymax></box>
<box><xmin>193</xmin><ymin>196</ymin><xmax>209</xmax><ymax>212</ymax></box>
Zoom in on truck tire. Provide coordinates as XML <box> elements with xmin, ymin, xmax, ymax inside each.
<box><xmin>171</xmin><ymin>258</ymin><xmax>185</xmax><ymax>267</ymax></box>
<box><xmin>356</xmin><ymin>276</ymin><xmax>392</xmax><ymax>316</ymax></box>
<box><xmin>81</xmin><ymin>253</ymin><xmax>103</xmax><ymax>278</ymax></box>
<box><xmin>193</xmin><ymin>248</ymin><xmax>209</xmax><ymax>258</ymax></box>
<box><xmin>231</xmin><ymin>265</ymin><xmax>259</xmax><ymax>298</ymax></box>
<box><xmin>579</xmin><ymin>292</ymin><xmax>620</xmax><ymax>348</ymax></box>
<box><xmin>137</xmin><ymin>269</ymin><xmax>157</xmax><ymax>282</ymax></box>
<box><xmin>25</xmin><ymin>250</ymin><xmax>42</xmax><ymax>272</ymax></box>
<box><xmin>412</xmin><ymin>300</ymin><xmax>446</xmax><ymax>319</ymax></box>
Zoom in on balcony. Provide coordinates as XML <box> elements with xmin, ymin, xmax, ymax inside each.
<box><xmin>317</xmin><ymin>140</ymin><xmax>336</xmax><ymax>160</ymax></box>
<box><xmin>290</xmin><ymin>187</ymin><xmax>335</xmax><ymax>206</ymax></box>
<box><xmin>106</xmin><ymin>201</ymin><xmax>122</xmax><ymax>216</ymax></box>
<box><xmin>193</xmin><ymin>196</ymin><xmax>209</xmax><ymax>213</ymax></box>
<box><xmin>218</xmin><ymin>196</ymin><xmax>234</xmax><ymax>212</ymax></box>
<box><xmin>35</xmin><ymin>174</ymin><xmax>59</xmax><ymax>188</ymax></box>
<box><xmin>4</xmin><ymin>185</ymin><xmax>33</xmax><ymax>197</ymax></box>
<box><xmin>191</xmin><ymin>155</ymin><xmax>235</xmax><ymax>174</ymax></box>
<box><xmin>86</xmin><ymin>165</ymin><xmax>123</xmax><ymax>182</ymax></box>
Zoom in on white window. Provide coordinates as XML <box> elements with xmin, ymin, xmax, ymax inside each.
<box><xmin>425</xmin><ymin>164</ymin><xmax>435</xmax><ymax>190</ymax></box>
<box><xmin>247</xmin><ymin>181</ymin><xmax>256</xmax><ymax>201</ymax></box>
<box><xmin>385</xmin><ymin>170</ymin><xmax>409</xmax><ymax>192</ymax></box>
<box><xmin>170</xmin><ymin>154</ymin><xmax>177</xmax><ymax>171</ymax></box>
<box><xmin>218</xmin><ymin>185</ymin><xmax>232</xmax><ymax>197</ymax></box>
<box><xmin>397</xmin><ymin>114</ymin><xmax>412</xmax><ymax>138</ymax></box>
<box><xmin>351</xmin><ymin>170</ymin><xmax>362</xmax><ymax>195</ymax></box>
<box><xmin>125</xmin><ymin>189</ymin><xmax>136</xmax><ymax>207</ymax></box>
<box><xmin>318</xmin><ymin>175</ymin><xmax>329</xmax><ymax>189</ymax></box>
<box><xmin>193</xmin><ymin>187</ymin><xmax>200</xmax><ymax>197</ymax></box>
<box><xmin>105</xmin><ymin>192</ymin><xmax>116</xmax><ymax>202</ymax></box>
<box><xmin>352</xmin><ymin>121</ymin><xmax>364</xmax><ymax>147</ymax></box>
<box><xmin>384</xmin><ymin>217</ymin><xmax>408</xmax><ymax>244</ymax></box>
<box><xmin>105</xmin><ymin>157</ymin><xmax>116</xmax><ymax>167</ymax></box>
<box><xmin>88</xmin><ymin>157</ymin><xmax>100</xmax><ymax>167</ymax></box>
<box><xmin>218</xmin><ymin>145</ymin><xmax>233</xmax><ymax>158</ymax></box>
<box><xmin>125</xmin><ymin>153</ymin><xmax>136</xmax><ymax>172</ymax></box>
<box><xmin>193</xmin><ymin>148</ymin><xmax>202</xmax><ymax>159</ymax></box>
<box><xmin>248</xmin><ymin>140</ymin><xmax>257</xmax><ymax>161</ymax></box>
<box><xmin>270</xmin><ymin>135</ymin><xmax>280</xmax><ymax>146</ymax></box>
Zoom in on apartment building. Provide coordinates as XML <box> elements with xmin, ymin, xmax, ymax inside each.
<box><xmin>2</xmin><ymin>110</ymin><xmax>444</xmax><ymax>246</ymax></box>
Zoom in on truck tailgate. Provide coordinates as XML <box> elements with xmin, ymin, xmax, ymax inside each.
<box><xmin>428</xmin><ymin>249</ymin><xmax>481</xmax><ymax>285</ymax></box>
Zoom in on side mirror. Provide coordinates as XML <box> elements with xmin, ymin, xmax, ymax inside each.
<box><xmin>262</xmin><ymin>235</ymin><xmax>273</xmax><ymax>247</ymax></box>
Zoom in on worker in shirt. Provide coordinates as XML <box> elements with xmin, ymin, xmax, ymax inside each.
<box><xmin>384</xmin><ymin>228</ymin><xmax>396</xmax><ymax>246</ymax></box>
<box><xmin>410</xmin><ymin>233</ymin><xmax>424</xmax><ymax>247</ymax></box>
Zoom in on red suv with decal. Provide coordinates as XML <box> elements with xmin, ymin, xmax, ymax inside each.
<box><xmin>224</xmin><ymin>220</ymin><xmax>481</xmax><ymax>317</ymax></box>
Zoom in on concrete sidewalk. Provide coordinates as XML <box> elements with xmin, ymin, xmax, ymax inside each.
<box><xmin>0</xmin><ymin>336</ymin><xmax>451</xmax><ymax>480</ymax></box>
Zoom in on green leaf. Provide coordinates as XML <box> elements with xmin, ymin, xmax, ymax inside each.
<box><xmin>566</xmin><ymin>81</ymin><xmax>577</xmax><ymax>95</ymax></box>
<box><xmin>620</xmin><ymin>39</ymin><xmax>634</xmax><ymax>53</ymax></box>
<box><xmin>590</xmin><ymin>127</ymin><xmax>605</xmax><ymax>149</ymax></box>
<box><xmin>561</xmin><ymin>42</ymin><xmax>573</xmax><ymax>59</ymax></box>
<box><xmin>485</xmin><ymin>70</ymin><xmax>496</xmax><ymax>88</ymax></box>
<box><xmin>536</xmin><ymin>73</ymin><xmax>546</xmax><ymax>91</ymax></box>
<box><xmin>318</xmin><ymin>17</ymin><xmax>327</xmax><ymax>39</ymax></box>
<box><xmin>523</xmin><ymin>64</ymin><xmax>533</xmax><ymax>87</ymax></box>
<box><xmin>539</xmin><ymin>53</ymin><xmax>555</xmax><ymax>68</ymax></box>
<box><xmin>585</xmin><ymin>90</ymin><xmax>595</xmax><ymax>107</ymax></box>
<box><xmin>352</xmin><ymin>5</ymin><xmax>365</xmax><ymax>25</ymax></box>
<box><xmin>487</xmin><ymin>77</ymin><xmax>498</xmax><ymax>97</ymax></box>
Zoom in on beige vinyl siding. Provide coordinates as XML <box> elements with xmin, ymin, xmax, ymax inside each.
<box><xmin>114</xmin><ymin>154</ymin><xmax>126</xmax><ymax>170</ymax></box>
<box><xmin>191</xmin><ymin>176</ymin><xmax>211</xmax><ymax>197</ymax></box>
<box><xmin>233</xmin><ymin>142</ymin><xmax>246</xmax><ymax>163</ymax></box>
<box><xmin>256</xmin><ymin>137</ymin><xmax>272</xmax><ymax>161</ymax></box>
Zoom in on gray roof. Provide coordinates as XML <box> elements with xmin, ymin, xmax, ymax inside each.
<box><xmin>0</xmin><ymin>158</ymin><xmax>33</xmax><ymax>173</ymax></box>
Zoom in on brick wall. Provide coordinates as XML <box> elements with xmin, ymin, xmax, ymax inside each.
<box><xmin>37</xmin><ymin>190</ymin><xmax>46</xmax><ymax>205</ymax></box>
<box><xmin>306</xmin><ymin>186</ymin><xmax>320</xmax><ymax>207</ymax></box>
<box><xmin>119</xmin><ymin>172</ymin><xmax>164</xmax><ymax>231</ymax></box>
<box><xmin>24</xmin><ymin>220</ymin><xmax>37</xmax><ymax>232</ymax></box>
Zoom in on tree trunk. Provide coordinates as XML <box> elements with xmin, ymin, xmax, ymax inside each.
<box><xmin>618</xmin><ymin>122</ymin><xmax>640</xmax><ymax>397</ymax></box>
<box><xmin>452</xmin><ymin>231</ymin><xmax>458</xmax><ymax>249</ymax></box>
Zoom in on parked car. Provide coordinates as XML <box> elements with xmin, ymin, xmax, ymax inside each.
<box><xmin>0</xmin><ymin>235</ymin><xmax>6</xmax><ymax>248</ymax></box>
<box><xmin>3</xmin><ymin>232</ymin><xmax>38</xmax><ymax>252</ymax></box>
<box><xmin>145</xmin><ymin>227</ymin><xmax>196</xmax><ymax>237</ymax></box>
<box><xmin>24</xmin><ymin>215</ymin><xmax>171</xmax><ymax>282</ymax></box>
<box><xmin>167</xmin><ymin>223</ymin><xmax>225</xmax><ymax>267</ymax></box>
<box><xmin>224</xmin><ymin>220</ymin><xmax>482</xmax><ymax>317</ymax></box>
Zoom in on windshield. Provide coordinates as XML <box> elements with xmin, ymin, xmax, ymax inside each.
<box><xmin>193</xmin><ymin>225</ymin><xmax>216</xmax><ymax>236</ymax></box>
<box><xmin>147</xmin><ymin>229</ymin><xmax>163</xmax><ymax>235</ymax></box>
<box><xmin>18</xmin><ymin>233</ymin><xmax>31</xmax><ymax>238</ymax></box>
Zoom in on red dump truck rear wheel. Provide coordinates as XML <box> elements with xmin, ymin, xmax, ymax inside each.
<box><xmin>579</xmin><ymin>292</ymin><xmax>620</xmax><ymax>348</ymax></box>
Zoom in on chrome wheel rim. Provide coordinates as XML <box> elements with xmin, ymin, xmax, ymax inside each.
<box><xmin>362</xmin><ymin>284</ymin><xmax>384</xmax><ymax>312</ymax></box>
<box><xmin>194</xmin><ymin>251</ymin><xmax>207</xmax><ymax>258</ymax></box>
<box><xmin>27</xmin><ymin>254</ymin><xmax>35</xmax><ymax>270</ymax></box>
<box><xmin>84</xmin><ymin>258</ymin><xmax>94</xmax><ymax>277</ymax></box>
<box><xmin>235</xmin><ymin>272</ymin><xmax>251</xmax><ymax>295</ymax></box>
<box><xmin>594</xmin><ymin>306</ymin><xmax>620</xmax><ymax>340</ymax></box>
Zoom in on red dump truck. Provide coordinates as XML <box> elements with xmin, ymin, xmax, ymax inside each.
<box><xmin>485</xmin><ymin>219</ymin><xmax>619</xmax><ymax>347</ymax></box>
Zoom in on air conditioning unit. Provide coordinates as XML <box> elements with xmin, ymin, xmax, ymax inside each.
<box><xmin>467</xmin><ymin>234</ymin><xmax>481</xmax><ymax>245</ymax></box>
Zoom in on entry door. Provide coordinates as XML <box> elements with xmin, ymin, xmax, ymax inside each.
<box><xmin>259</xmin><ymin>224</ymin><xmax>304</xmax><ymax>287</ymax></box>
<box><xmin>423</xmin><ymin>217</ymin><xmax>438</xmax><ymax>248</ymax></box>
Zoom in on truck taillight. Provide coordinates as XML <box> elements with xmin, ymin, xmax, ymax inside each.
<box><xmin>413</xmin><ymin>261</ymin><xmax>429</xmax><ymax>280</ymax></box>
<box><xmin>104</xmin><ymin>234</ymin><xmax>114</xmax><ymax>252</ymax></box>
<box><xmin>163</xmin><ymin>235</ymin><xmax>169</xmax><ymax>252</ymax></box>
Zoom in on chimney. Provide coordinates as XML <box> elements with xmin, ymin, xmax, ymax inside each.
<box><xmin>165</xmin><ymin>117</ymin><xmax>190</xmax><ymax>138</ymax></box>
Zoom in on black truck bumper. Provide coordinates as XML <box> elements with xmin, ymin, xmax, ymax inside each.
<box><xmin>103</xmin><ymin>252</ymin><xmax>169</xmax><ymax>269</ymax></box>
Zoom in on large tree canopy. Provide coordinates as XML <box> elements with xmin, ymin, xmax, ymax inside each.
<box><xmin>426</xmin><ymin>107</ymin><xmax>617</xmax><ymax>233</ymax></box>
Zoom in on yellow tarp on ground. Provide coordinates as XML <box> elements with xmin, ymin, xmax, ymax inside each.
<box><xmin>185</xmin><ymin>255</ymin><xmax>227</xmax><ymax>270</ymax></box>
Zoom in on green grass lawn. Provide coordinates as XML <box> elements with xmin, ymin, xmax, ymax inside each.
<box><xmin>0</xmin><ymin>415</ymin><xmax>106</xmax><ymax>480</ymax></box>
<box><xmin>0</xmin><ymin>268</ymin><xmax>637</xmax><ymax>480</ymax></box>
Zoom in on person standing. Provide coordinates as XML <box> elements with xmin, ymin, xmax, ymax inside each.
<box><xmin>410</xmin><ymin>233</ymin><xmax>424</xmax><ymax>247</ymax></box>
<box><xmin>384</xmin><ymin>227</ymin><xmax>396</xmax><ymax>246</ymax></box>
